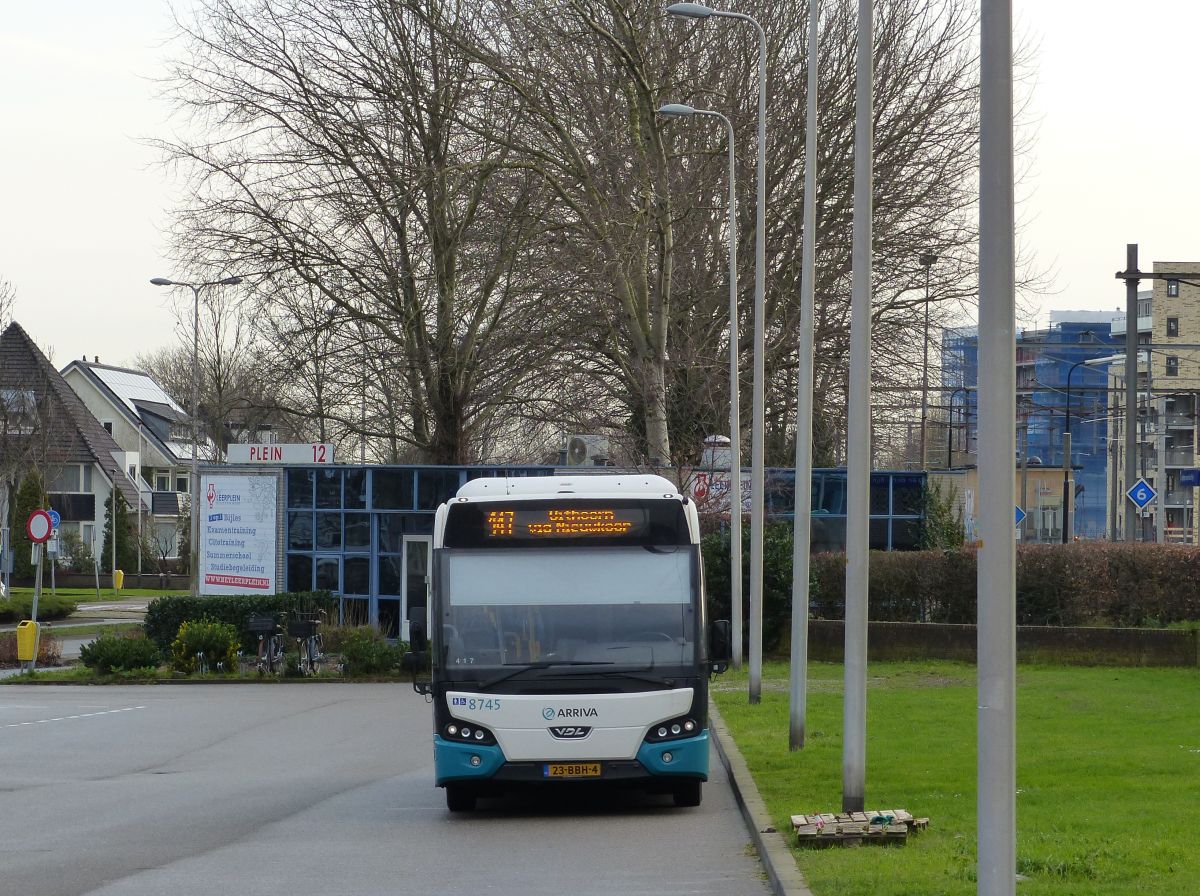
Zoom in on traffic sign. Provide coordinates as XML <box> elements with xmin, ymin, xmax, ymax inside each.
<box><xmin>26</xmin><ymin>509</ymin><xmax>53</xmax><ymax>544</ymax></box>
<box><xmin>1126</xmin><ymin>478</ymin><xmax>1157</xmax><ymax>510</ymax></box>
<box><xmin>47</xmin><ymin>508</ymin><xmax>61</xmax><ymax>528</ymax></box>
<box><xmin>1180</xmin><ymin>469</ymin><xmax>1200</xmax><ymax>488</ymax></box>
<box><xmin>1014</xmin><ymin>506</ymin><xmax>1026</xmax><ymax>528</ymax></box>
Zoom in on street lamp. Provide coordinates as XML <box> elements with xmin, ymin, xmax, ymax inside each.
<box><xmin>657</xmin><ymin>102</ymin><xmax>743</xmax><ymax>669</ymax></box>
<box><xmin>150</xmin><ymin>275</ymin><xmax>243</xmax><ymax>597</ymax></box>
<box><xmin>918</xmin><ymin>252</ymin><xmax>938</xmax><ymax>470</ymax></box>
<box><xmin>667</xmin><ymin>0</ymin><xmax>768</xmax><ymax>704</ymax></box>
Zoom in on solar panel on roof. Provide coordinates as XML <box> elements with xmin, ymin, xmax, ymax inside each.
<box><xmin>92</xmin><ymin>367</ymin><xmax>185</xmax><ymax>415</ymax></box>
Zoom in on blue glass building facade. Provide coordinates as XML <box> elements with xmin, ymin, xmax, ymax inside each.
<box><xmin>942</xmin><ymin>316</ymin><xmax>1122</xmax><ymax>539</ymax></box>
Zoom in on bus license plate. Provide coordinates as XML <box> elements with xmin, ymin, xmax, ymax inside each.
<box><xmin>543</xmin><ymin>763</ymin><xmax>601</xmax><ymax>779</ymax></box>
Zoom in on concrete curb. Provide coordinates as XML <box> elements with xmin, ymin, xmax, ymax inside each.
<box><xmin>709</xmin><ymin>699</ymin><xmax>813</xmax><ymax>896</ymax></box>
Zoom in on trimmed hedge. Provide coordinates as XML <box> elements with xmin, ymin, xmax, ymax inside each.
<box><xmin>701</xmin><ymin>534</ymin><xmax>1200</xmax><ymax>652</ymax></box>
<box><xmin>0</xmin><ymin>593</ymin><xmax>79</xmax><ymax>623</ymax></box>
<box><xmin>80</xmin><ymin>633</ymin><xmax>162</xmax><ymax>674</ymax></box>
<box><xmin>144</xmin><ymin>591</ymin><xmax>337</xmax><ymax>650</ymax></box>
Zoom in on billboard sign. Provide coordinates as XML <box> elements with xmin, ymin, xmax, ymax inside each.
<box><xmin>199</xmin><ymin>474</ymin><xmax>277</xmax><ymax>595</ymax></box>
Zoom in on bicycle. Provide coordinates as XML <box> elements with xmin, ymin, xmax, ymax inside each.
<box><xmin>247</xmin><ymin>614</ymin><xmax>285</xmax><ymax>675</ymax></box>
<box><xmin>288</xmin><ymin>613</ymin><xmax>324</xmax><ymax>676</ymax></box>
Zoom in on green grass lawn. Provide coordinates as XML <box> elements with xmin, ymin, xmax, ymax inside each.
<box><xmin>713</xmin><ymin>661</ymin><xmax>1200</xmax><ymax>895</ymax></box>
<box><xmin>6</xmin><ymin>587</ymin><xmax>187</xmax><ymax>600</ymax></box>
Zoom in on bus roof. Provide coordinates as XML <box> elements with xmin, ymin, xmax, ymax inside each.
<box><xmin>455</xmin><ymin>474</ymin><xmax>680</xmax><ymax>501</ymax></box>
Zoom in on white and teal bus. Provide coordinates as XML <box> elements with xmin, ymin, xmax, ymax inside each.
<box><xmin>409</xmin><ymin>474</ymin><xmax>731</xmax><ymax>812</ymax></box>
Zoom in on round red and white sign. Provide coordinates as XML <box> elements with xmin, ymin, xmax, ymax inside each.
<box><xmin>26</xmin><ymin>509</ymin><xmax>53</xmax><ymax>544</ymax></box>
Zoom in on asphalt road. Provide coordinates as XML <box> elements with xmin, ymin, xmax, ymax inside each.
<box><xmin>0</xmin><ymin>684</ymin><xmax>770</xmax><ymax>896</ymax></box>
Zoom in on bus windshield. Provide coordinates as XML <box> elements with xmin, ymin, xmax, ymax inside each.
<box><xmin>441</xmin><ymin>546</ymin><xmax>695</xmax><ymax>670</ymax></box>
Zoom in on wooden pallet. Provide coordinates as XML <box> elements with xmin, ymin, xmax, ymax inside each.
<box><xmin>790</xmin><ymin>808</ymin><xmax>929</xmax><ymax>846</ymax></box>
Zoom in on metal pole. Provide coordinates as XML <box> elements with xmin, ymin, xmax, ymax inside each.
<box><xmin>789</xmin><ymin>0</ymin><xmax>819</xmax><ymax>750</ymax></box>
<box><xmin>30</xmin><ymin>544</ymin><xmax>43</xmax><ymax>672</ymax></box>
<box><xmin>1124</xmin><ymin>244</ymin><xmax>1139</xmax><ymax>542</ymax></box>
<box><xmin>843</xmin><ymin>0</ymin><xmax>873</xmax><ymax>813</ymax></box>
<box><xmin>111</xmin><ymin>487</ymin><xmax>117</xmax><ymax>593</ymax></box>
<box><xmin>190</xmin><ymin>283</ymin><xmax>201</xmax><ymax>596</ymax></box>
<box><xmin>137</xmin><ymin>423</ymin><xmax>143</xmax><ymax>580</ymax></box>
<box><xmin>1061</xmin><ymin>431</ymin><xmax>1072</xmax><ymax>543</ymax></box>
<box><xmin>978</xmin><ymin>0</ymin><xmax>1017</xmax><ymax>891</ymax></box>
<box><xmin>919</xmin><ymin>254</ymin><xmax>938</xmax><ymax>469</ymax></box>
<box><xmin>719</xmin><ymin>112</ymin><xmax>744</xmax><ymax>671</ymax></box>
<box><xmin>748</xmin><ymin>14</ymin><xmax>767</xmax><ymax>705</ymax></box>
<box><xmin>1020</xmin><ymin>419</ymin><xmax>1029</xmax><ymax>541</ymax></box>
<box><xmin>361</xmin><ymin>337</ymin><xmax>368</xmax><ymax>465</ymax></box>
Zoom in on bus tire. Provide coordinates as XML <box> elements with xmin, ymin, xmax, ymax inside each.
<box><xmin>445</xmin><ymin>784</ymin><xmax>477</xmax><ymax>812</ymax></box>
<box><xmin>672</xmin><ymin>779</ymin><xmax>702</xmax><ymax>808</ymax></box>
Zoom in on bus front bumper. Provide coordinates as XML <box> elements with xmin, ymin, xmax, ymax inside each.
<box><xmin>434</xmin><ymin>731</ymin><xmax>710</xmax><ymax>786</ymax></box>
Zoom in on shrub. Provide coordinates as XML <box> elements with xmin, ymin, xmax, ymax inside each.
<box><xmin>336</xmin><ymin>626</ymin><xmax>403</xmax><ymax>676</ymax></box>
<box><xmin>79</xmin><ymin>632</ymin><xmax>161</xmax><ymax>674</ymax></box>
<box><xmin>0</xmin><ymin>593</ymin><xmax>79</xmax><ymax>623</ymax></box>
<box><xmin>144</xmin><ymin>591</ymin><xmax>337</xmax><ymax>650</ymax></box>
<box><xmin>0</xmin><ymin>629</ymin><xmax>61</xmax><ymax>666</ymax></box>
<box><xmin>171</xmin><ymin>619</ymin><xmax>240</xmax><ymax>674</ymax></box>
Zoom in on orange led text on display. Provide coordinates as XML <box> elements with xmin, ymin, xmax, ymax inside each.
<box><xmin>485</xmin><ymin>508</ymin><xmax>634</xmax><ymax>538</ymax></box>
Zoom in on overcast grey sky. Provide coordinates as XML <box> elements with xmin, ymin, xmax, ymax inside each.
<box><xmin>2</xmin><ymin>1</ymin><xmax>1197</xmax><ymax>366</ymax></box>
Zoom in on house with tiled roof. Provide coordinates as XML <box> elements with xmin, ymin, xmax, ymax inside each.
<box><xmin>61</xmin><ymin>359</ymin><xmax>199</xmax><ymax>559</ymax></box>
<box><xmin>1</xmin><ymin>322</ymin><xmax>141</xmax><ymax>564</ymax></box>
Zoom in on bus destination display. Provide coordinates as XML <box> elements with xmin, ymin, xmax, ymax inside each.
<box><xmin>486</xmin><ymin>508</ymin><xmax>639</xmax><ymax>538</ymax></box>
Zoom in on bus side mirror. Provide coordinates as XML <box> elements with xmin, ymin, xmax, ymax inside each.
<box><xmin>709</xmin><ymin>619</ymin><xmax>731</xmax><ymax>673</ymax></box>
<box><xmin>405</xmin><ymin>607</ymin><xmax>432</xmax><ymax>694</ymax></box>
<box><xmin>408</xmin><ymin>606</ymin><xmax>428</xmax><ymax>651</ymax></box>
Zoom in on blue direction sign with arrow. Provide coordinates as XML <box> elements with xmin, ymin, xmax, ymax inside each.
<box><xmin>1126</xmin><ymin>478</ymin><xmax>1157</xmax><ymax>510</ymax></box>
<box><xmin>1014</xmin><ymin>506</ymin><xmax>1026</xmax><ymax>528</ymax></box>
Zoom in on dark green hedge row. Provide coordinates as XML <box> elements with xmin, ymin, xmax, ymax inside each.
<box><xmin>143</xmin><ymin>591</ymin><xmax>337</xmax><ymax>650</ymax></box>
<box><xmin>701</xmin><ymin>532</ymin><xmax>1200</xmax><ymax>652</ymax></box>
<box><xmin>0</xmin><ymin>593</ymin><xmax>79</xmax><ymax>623</ymax></box>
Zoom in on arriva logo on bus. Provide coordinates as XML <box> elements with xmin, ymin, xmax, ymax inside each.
<box><xmin>543</xmin><ymin>707</ymin><xmax>599</xmax><ymax>720</ymax></box>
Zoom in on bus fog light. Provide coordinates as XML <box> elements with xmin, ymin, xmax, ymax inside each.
<box><xmin>470</xmin><ymin>755</ymin><xmax>482</xmax><ymax>767</ymax></box>
<box><xmin>662</xmin><ymin>752</ymin><xmax>673</xmax><ymax>763</ymax></box>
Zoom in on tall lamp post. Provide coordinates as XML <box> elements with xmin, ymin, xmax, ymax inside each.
<box><xmin>656</xmin><ymin>102</ymin><xmax>744</xmax><ymax>669</ymax></box>
<box><xmin>667</xmin><ymin>0</ymin><xmax>767</xmax><ymax>704</ymax></box>
<box><xmin>918</xmin><ymin>252</ymin><xmax>938</xmax><ymax>469</ymax></box>
<box><xmin>150</xmin><ymin>275</ymin><xmax>243</xmax><ymax>597</ymax></box>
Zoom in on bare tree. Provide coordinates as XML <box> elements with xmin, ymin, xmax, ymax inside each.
<box><xmin>156</xmin><ymin>0</ymin><xmax>565</xmax><ymax>464</ymax></box>
<box><xmin>446</xmin><ymin>0</ymin><xmax>985</xmax><ymax>467</ymax></box>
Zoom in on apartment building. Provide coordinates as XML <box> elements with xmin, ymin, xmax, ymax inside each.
<box><xmin>1108</xmin><ymin>262</ymin><xmax>1200</xmax><ymax>542</ymax></box>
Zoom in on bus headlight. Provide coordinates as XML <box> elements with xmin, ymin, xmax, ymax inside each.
<box><xmin>644</xmin><ymin>716</ymin><xmax>701</xmax><ymax>743</ymax></box>
<box><xmin>445</xmin><ymin>720</ymin><xmax>496</xmax><ymax>745</ymax></box>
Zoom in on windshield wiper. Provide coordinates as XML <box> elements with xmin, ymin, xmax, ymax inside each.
<box><xmin>559</xmin><ymin>668</ymin><xmax>677</xmax><ymax>688</ymax></box>
<box><xmin>476</xmin><ymin>660</ymin><xmax>612</xmax><ymax>690</ymax></box>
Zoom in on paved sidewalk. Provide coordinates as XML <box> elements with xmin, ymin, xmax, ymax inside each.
<box><xmin>709</xmin><ymin>701</ymin><xmax>813</xmax><ymax>896</ymax></box>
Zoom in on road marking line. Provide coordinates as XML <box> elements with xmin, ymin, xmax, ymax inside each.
<box><xmin>3</xmin><ymin>705</ymin><xmax>146</xmax><ymax>729</ymax></box>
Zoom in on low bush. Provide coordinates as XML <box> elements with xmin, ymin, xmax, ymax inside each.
<box><xmin>336</xmin><ymin>626</ymin><xmax>403</xmax><ymax>676</ymax></box>
<box><xmin>171</xmin><ymin>619</ymin><xmax>240</xmax><ymax>674</ymax></box>
<box><xmin>0</xmin><ymin>629</ymin><xmax>62</xmax><ymax>666</ymax></box>
<box><xmin>79</xmin><ymin>632</ymin><xmax>161</xmax><ymax>674</ymax></box>
<box><xmin>0</xmin><ymin>593</ymin><xmax>79</xmax><ymax>623</ymax></box>
<box><xmin>144</xmin><ymin>591</ymin><xmax>336</xmax><ymax>650</ymax></box>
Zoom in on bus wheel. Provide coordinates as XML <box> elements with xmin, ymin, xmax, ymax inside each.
<box><xmin>672</xmin><ymin>779</ymin><xmax>702</xmax><ymax>808</ymax></box>
<box><xmin>446</xmin><ymin>784</ymin><xmax>477</xmax><ymax>812</ymax></box>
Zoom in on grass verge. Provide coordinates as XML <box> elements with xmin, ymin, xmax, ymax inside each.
<box><xmin>713</xmin><ymin>660</ymin><xmax>1200</xmax><ymax>896</ymax></box>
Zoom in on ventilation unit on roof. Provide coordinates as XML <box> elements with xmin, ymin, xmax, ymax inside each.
<box><xmin>565</xmin><ymin>434</ymin><xmax>609</xmax><ymax>466</ymax></box>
